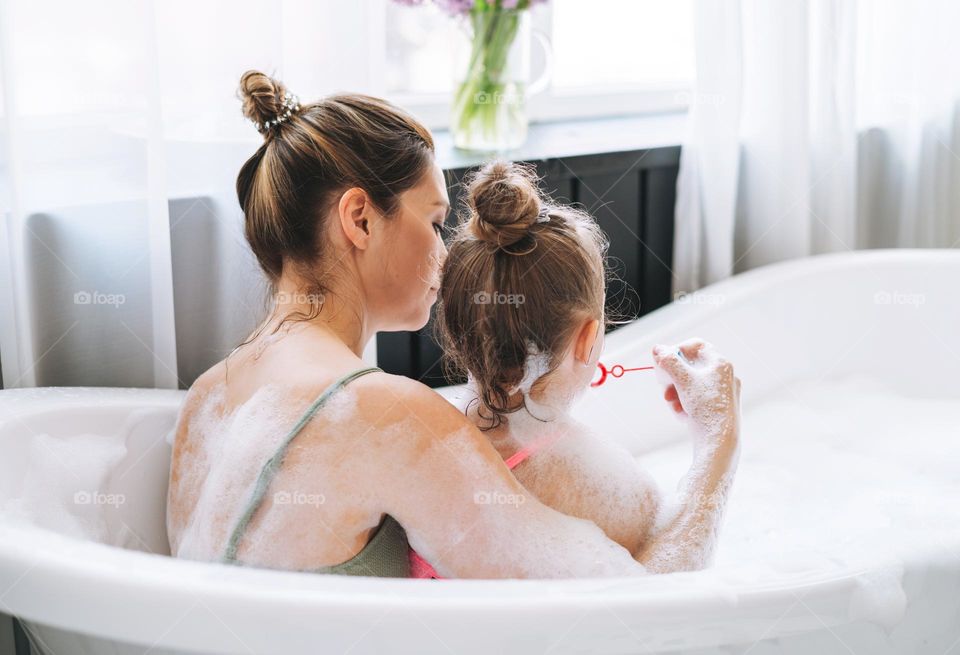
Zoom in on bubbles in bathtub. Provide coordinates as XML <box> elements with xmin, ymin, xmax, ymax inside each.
<box><xmin>0</xmin><ymin>431</ymin><xmax>129</xmax><ymax>542</ymax></box>
<box><xmin>638</xmin><ymin>373</ymin><xmax>959</xmax><ymax>602</ymax></box>
<box><xmin>848</xmin><ymin>563</ymin><xmax>907</xmax><ymax>630</ymax></box>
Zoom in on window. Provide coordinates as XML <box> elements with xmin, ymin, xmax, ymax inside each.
<box><xmin>384</xmin><ymin>0</ymin><xmax>695</xmax><ymax>128</ymax></box>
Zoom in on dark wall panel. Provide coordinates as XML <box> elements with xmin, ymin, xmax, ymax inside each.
<box><xmin>572</xmin><ymin>169</ymin><xmax>643</xmax><ymax>323</ymax></box>
<box><xmin>640</xmin><ymin>165</ymin><xmax>679</xmax><ymax>315</ymax></box>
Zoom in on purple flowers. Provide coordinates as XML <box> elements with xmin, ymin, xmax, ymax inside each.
<box><xmin>390</xmin><ymin>0</ymin><xmax>472</xmax><ymax>16</ymax></box>
<box><xmin>392</xmin><ymin>0</ymin><xmax>547</xmax><ymax>17</ymax></box>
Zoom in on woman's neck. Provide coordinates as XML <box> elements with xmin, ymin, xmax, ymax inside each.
<box><xmin>271</xmin><ymin>274</ymin><xmax>373</xmax><ymax>358</ymax></box>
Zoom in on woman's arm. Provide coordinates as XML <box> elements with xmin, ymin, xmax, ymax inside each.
<box><xmin>355</xmin><ymin>347</ymin><xmax>739</xmax><ymax>578</ymax></box>
<box><xmin>362</xmin><ymin>375</ymin><xmax>646</xmax><ymax>578</ymax></box>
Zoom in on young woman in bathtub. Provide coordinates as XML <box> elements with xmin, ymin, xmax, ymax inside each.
<box><xmin>402</xmin><ymin>161</ymin><xmax>741</xmax><ymax>577</ymax></box>
<box><xmin>165</xmin><ymin>71</ymin><xmax>741</xmax><ymax>579</ymax></box>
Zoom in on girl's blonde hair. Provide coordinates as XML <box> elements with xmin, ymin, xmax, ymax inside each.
<box><xmin>435</xmin><ymin>161</ymin><xmax>611</xmax><ymax>429</ymax></box>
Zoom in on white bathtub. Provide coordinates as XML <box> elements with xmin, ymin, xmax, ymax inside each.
<box><xmin>0</xmin><ymin>249</ymin><xmax>957</xmax><ymax>654</ymax></box>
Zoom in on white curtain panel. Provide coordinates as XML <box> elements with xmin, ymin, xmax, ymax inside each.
<box><xmin>0</xmin><ymin>0</ymin><xmax>383</xmax><ymax>389</ymax></box>
<box><xmin>674</xmin><ymin>0</ymin><xmax>960</xmax><ymax>293</ymax></box>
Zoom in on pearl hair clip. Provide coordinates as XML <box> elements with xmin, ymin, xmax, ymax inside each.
<box><xmin>255</xmin><ymin>92</ymin><xmax>301</xmax><ymax>133</ymax></box>
<box><xmin>536</xmin><ymin>207</ymin><xmax>551</xmax><ymax>223</ymax></box>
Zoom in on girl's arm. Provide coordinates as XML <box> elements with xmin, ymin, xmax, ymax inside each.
<box><xmin>489</xmin><ymin>339</ymin><xmax>742</xmax><ymax>573</ymax></box>
<box><xmin>637</xmin><ymin>340</ymin><xmax>742</xmax><ymax>571</ymax></box>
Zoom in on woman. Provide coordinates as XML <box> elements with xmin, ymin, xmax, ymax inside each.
<box><xmin>165</xmin><ymin>71</ymin><xmax>741</xmax><ymax>578</ymax></box>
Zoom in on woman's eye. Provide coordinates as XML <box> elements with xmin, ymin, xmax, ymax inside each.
<box><xmin>433</xmin><ymin>222</ymin><xmax>446</xmax><ymax>235</ymax></box>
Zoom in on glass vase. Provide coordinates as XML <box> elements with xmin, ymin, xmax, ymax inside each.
<box><xmin>451</xmin><ymin>8</ymin><xmax>533</xmax><ymax>152</ymax></box>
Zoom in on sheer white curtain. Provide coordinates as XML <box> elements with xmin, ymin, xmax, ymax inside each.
<box><xmin>674</xmin><ymin>0</ymin><xmax>960</xmax><ymax>293</ymax></box>
<box><xmin>0</xmin><ymin>0</ymin><xmax>383</xmax><ymax>389</ymax></box>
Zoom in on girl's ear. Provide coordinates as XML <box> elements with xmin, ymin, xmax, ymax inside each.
<box><xmin>573</xmin><ymin>318</ymin><xmax>601</xmax><ymax>365</ymax></box>
<box><xmin>337</xmin><ymin>187</ymin><xmax>374</xmax><ymax>250</ymax></box>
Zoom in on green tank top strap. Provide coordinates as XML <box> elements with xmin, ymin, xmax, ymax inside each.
<box><xmin>221</xmin><ymin>366</ymin><xmax>398</xmax><ymax>570</ymax></box>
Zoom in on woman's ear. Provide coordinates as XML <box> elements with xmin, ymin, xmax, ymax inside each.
<box><xmin>573</xmin><ymin>318</ymin><xmax>601</xmax><ymax>365</ymax></box>
<box><xmin>337</xmin><ymin>187</ymin><xmax>374</xmax><ymax>250</ymax></box>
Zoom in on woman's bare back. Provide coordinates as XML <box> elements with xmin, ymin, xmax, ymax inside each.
<box><xmin>166</xmin><ymin>327</ymin><xmax>393</xmax><ymax>569</ymax></box>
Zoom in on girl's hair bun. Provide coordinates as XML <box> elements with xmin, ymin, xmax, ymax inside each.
<box><xmin>465</xmin><ymin>160</ymin><xmax>544</xmax><ymax>249</ymax></box>
<box><xmin>238</xmin><ymin>70</ymin><xmax>290</xmax><ymax>133</ymax></box>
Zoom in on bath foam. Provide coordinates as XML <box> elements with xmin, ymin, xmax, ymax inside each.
<box><xmin>508</xmin><ymin>410</ymin><xmax>655</xmax><ymax>515</ymax></box>
<box><xmin>509</xmin><ymin>343</ymin><xmax>553</xmax><ymax>397</ymax></box>
<box><xmin>486</xmin><ymin>391</ymin><xmax>676</xmax><ymax>567</ymax></box>
<box><xmin>480</xmin><ymin>505</ymin><xmax>644</xmax><ymax>578</ymax></box>
<box><xmin>848</xmin><ymin>562</ymin><xmax>908</xmax><ymax>630</ymax></box>
<box><xmin>239</xmin><ymin>386</ymin><xmax>378</xmax><ymax>569</ymax></box>
<box><xmin>1</xmin><ymin>432</ymin><xmax>128</xmax><ymax>543</ymax></box>
<box><xmin>638</xmin><ymin>373</ymin><xmax>959</xmax><ymax>626</ymax></box>
<box><xmin>402</xmin><ymin>483</ymin><xmax>645</xmax><ymax>579</ymax></box>
<box><xmin>651</xmin><ymin>350</ymin><xmax>736</xmax><ymax>445</ymax></box>
<box><xmin>514</xmin><ymin>422</ymin><xmax>663</xmax><ymax>555</ymax></box>
<box><xmin>507</xmin><ymin>409</ymin><xmax>653</xmax><ymax>496</ymax></box>
<box><xmin>175</xmin><ymin>381</ymin><xmax>302</xmax><ymax>562</ymax></box>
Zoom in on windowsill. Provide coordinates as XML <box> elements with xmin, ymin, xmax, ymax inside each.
<box><xmin>433</xmin><ymin>111</ymin><xmax>687</xmax><ymax>171</ymax></box>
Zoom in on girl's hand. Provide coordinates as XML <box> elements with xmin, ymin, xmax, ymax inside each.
<box><xmin>663</xmin><ymin>382</ymin><xmax>684</xmax><ymax>415</ymax></box>
<box><xmin>652</xmin><ymin>339</ymin><xmax>741</xmax><ymax>445</ymax></box>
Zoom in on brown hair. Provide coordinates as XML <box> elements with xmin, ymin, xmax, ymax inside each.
<box><xmin>227</xmin><ymin>71</ymin><xmax>435</xmax><ymax>372</ymax></box>
<box><xmin>435</xmin><ymin>161</ymin><xmax>610</xmax><ymax>429</ymax></box>
<box><xmin>236</xmin><ymin>70</ymin><xmax>435</xmax><ymax>291</ymax></box>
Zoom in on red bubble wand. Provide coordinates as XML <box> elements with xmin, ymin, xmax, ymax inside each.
<box><xmin>590</xmin><ymin>362</ymin><xmax>655</xmax><ymax>387</ymax></box>
<box><xmin>591</xmin><ymin>349</ymin><xmax>684</xmax><ymax>387</ymax></box>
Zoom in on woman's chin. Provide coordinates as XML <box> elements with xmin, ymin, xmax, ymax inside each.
<box><xmin>396</xmin><ymin>301</ymin><xmax>435</xmax><ymax>333</ymax></box>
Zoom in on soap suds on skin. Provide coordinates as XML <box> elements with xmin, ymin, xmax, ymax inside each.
<box><xmin>175</xmin><ymin>381</ymin><xmax>298</xmax><ymax>562</ymax></box>
<box><xmin>508</xmin><ymin>342</ymin><xmax>553</xmax><ymax>397</ymax></box>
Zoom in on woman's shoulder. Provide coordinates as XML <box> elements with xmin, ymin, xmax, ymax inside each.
<box><xmin>179</xmin><ymin>346</ymin><xmax>475</xmax><ymax>453</ymax></box>
<box><xmin>344</xmin><ymin>369</ymin><xmax>471</xmax><ymax>436</ymax></box>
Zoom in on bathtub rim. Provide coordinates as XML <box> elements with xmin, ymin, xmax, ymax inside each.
<box><xmin>599</xmin><ymin>247</ymin><xmax>958</xmax><ymax>358</ymax></box>
<box><xmin>2</xmin><ymin>514</ymin><xmax>945</xmax><ymax>653</ymax></box>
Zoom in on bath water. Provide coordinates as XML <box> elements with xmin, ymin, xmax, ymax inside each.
<box><xmin>639</xmin><ymin>373</ymin><xmax>959</xmax><ymax>573</ymax></box>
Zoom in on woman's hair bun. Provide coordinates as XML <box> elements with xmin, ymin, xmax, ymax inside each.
<box><xmin>466</xmin><ymin>160</ymin><xmax>544</xmax><ymax>249</ymax></box>
<box><xmin>238</xmin><ymin>70</ymin><xmax>291</xmax><ymax>133</ymax></box>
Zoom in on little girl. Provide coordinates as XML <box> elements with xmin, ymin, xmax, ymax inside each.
<box><xmin>412</xmin><ymin>160</ymin><xmax>741</xmax><ymax>578</ymax></box>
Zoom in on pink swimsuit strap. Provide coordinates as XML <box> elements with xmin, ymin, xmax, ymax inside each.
<box><xmin>502</xmin><ymin>432</ymin><xmax>561</xmax><ymax>470</ymax></box>
<box><xmin>410</xmin><ymin>432</ymin><xmax>562</xmax><ymax>579</ymax></box>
